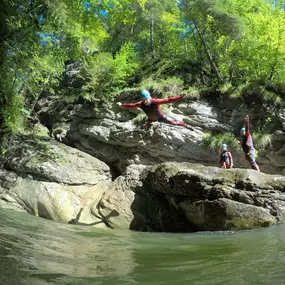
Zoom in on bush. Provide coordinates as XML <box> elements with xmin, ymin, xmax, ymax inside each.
<box><xmin>81</xmin><ymin>43</ymin><xmax>138</xmax><ymax>101</ymax></box>
<box><xmin>203</xmin><ymin>132</ymin><xmax>240</xmax><ymax>150</ymax></box>
<box><xmin>140</xmin><ymin>77</ymin><xmax>184</xmax><ymax>98</ymax></box>
<box><xmin>252</xmin><ymin>132</ymin><xmax>272</xmax><ymax>149</ymax></box>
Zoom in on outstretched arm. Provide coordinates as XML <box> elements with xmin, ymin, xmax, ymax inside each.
<box><xmin>121</xmin><ymin>101</ymin><xmax>142</xmax><ymax>109</ymax></box>
<box><xmin>245</xmin><ymin>115</ymin><xmax>250</xmax><ymax>135</ymax></box>
<box><xmin>152</xmin><ymin>95</ymin><xmax>183</xmax><ymax>105</ymax></box>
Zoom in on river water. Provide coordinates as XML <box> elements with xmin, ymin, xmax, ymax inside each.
<box><xmin>0</xmin><ymin>206</ymin><xmax>284</xmax><ymax>285</ymax></box>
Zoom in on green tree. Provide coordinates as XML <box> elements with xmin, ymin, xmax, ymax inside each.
<box><xmin>0</xmin><ymin>0</ymin><xmax>108</xmax><ymax>132</ymax></box>
<box><xmin>81</xmin><ymin>42</ymin><xmax>138</xmax><ymax>100</ymax></box>
<box><xmin>210</xmin><ymin>0</ymin><xmax>285</xmax><ymax>85</ymax></box>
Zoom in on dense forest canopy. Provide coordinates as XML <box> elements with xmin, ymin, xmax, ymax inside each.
<box><xmin>1</xmin><ymin>0</ymin><xmax>285</xmax><ymax>132</ymax></box>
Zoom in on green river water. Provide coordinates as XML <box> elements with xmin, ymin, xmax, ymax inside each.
<box><xmin>1</xmin><ymin>206</ymin><xmax>285</xmax><ymax>285</ymax></box>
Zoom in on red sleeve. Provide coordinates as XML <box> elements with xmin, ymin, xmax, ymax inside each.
<box><xmin>151</xmin><ymin>96</ymin><xmax>183</xmax><ymax>105</ymax></box>
<box><xmin>245</xmin><ymin>119</ymin><xmax>250</xmax><ymax>136</ymax></box>
<box><xmin>121</xmin><ymin>101</ymin><xmax>142</xmax><ymax>108</ymax></box>
<box><xmin>228</xmin><ymin>152</ymin><xmax>233</xmax><ymax>165</ymax></box>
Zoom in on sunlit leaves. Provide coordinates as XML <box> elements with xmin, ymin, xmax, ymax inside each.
<box><xmin>137</xmin><ymin>0</ymin><xmax>148</xmax><ymax>10</ymax></box>
<box><xmin>203</xmin><ymin>132</ymin><xmax>240</xmax><ymax>150</ymax></box>
<box><xmin>211</xmin><ymin>0</ymin><xmax>285</xmax><ymax>83</ymax></box>
<box><xmin>82</xmin><ymin>43</ymin><xmax>138</xmax><ymax>99</ymax></box>
<box><xmin>2</xmin><ymin>0</ymin><xmax>285</xmax><ymax>134</ymax></box>
<box><xmin>0</xmin><ymin>0</ymin><xmax>109</xmax><ymax>131</ymax></box>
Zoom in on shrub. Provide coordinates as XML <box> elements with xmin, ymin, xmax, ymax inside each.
<box><xmin>140</xmin><ymin>77</ymin><xmax>184</xmax><ymax>98</ymax></box>
<box><xmin>203</xmin><ymin>132</ymin><xmax>240</xmax><ymax>150</ymax></box>
<box><xmin>252</xmin><ymin>132</ymin><xmax>272</xmax><ymax>149</ymax></box>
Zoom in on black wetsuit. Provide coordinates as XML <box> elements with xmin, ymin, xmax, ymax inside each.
<box><xmin>122</xmin><ymin>96</ymin><xmax>192</xmax><ymax>128</ymax></box>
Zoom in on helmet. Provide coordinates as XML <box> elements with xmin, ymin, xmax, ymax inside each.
<box><xmin>141</xmin><ymin>89</ymin><xmax>150</xmax><ymax>99</ymax></box>
<box><xmin>221</xmin><ymin>143</ymin><xmax>227</xmax><ymax>148</ymax></box>
<box><xmin>240</xmin><ymin>127</ymin><xmax>246</xmax><ymax>132</ymax></box>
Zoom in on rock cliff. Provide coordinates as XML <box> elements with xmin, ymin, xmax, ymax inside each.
<box><xmin>1</xmin><ymin>137</ymin><xmax>285</xmax><ymax>232</ymax></box>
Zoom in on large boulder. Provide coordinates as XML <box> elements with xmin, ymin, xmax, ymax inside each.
<box><xmin>139</xmin><ymin>162</ymin><xmax>285</xmax><ymax>231</ymax></box>
<box><xmin>0</xmin><ymin>136</ymin><xmax>112</xmax><ymax>226</ymax></box>
<box><xmin>3</xmin><ymin>136</ymin><xmax>110</xmax><ymax>185</ymax></box>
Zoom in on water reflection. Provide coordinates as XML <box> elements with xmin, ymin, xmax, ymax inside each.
<box><xmin>0</xmin><ymin>209</ymin><xmax>137</xmax><ymax>285</ymax></box>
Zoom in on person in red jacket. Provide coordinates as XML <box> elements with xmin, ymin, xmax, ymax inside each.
<box><xmin>120</xmin><ymin>89</ymin><xmax>194</xmax><ymax>130</ymax></box>
<box><xmin>240</xmin><ymin>115</ymin><xmax>260</xmax><ymax>171</ymax></box>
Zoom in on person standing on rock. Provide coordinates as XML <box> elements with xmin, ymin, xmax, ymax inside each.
<box><xmin>219</xmin><ymin>143</ymin><xmax>233</xmax><ymax>169</ymax></box>
<box><xmin>119</xmin><ymin>89</ymin><xmax>194</xmax><ymax>130</ymax></box>
<box><xmin>240</xmin><ymin>115</ymin><xmax>260</xmax><ymax>171</ymax></box>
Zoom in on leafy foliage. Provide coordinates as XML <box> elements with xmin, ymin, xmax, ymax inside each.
<box><xmin>252</xmin><ymin>132</ymin><xmax>272</xmax><ymax>149</ymax></box>
<box><xmin>140</xmin><ymin>77</ymin><xmax>184</xmax><ymax>97</ymax></box>
<box><xmin>1</xmin><ymin>0</ymin><xmax>285</xmax><ymax>134</ymax></box>
<box><xmin>81</xmin><ymin>43</ymin><xmax>138</xmax><ymax>100</ymax></box>
<box><xmin>203</xmin><ymin>132</ymin><xmax>240</xmax><ymax>150</ymax></box>
<box><xmin>0</xmin><ymin>0</ymin><xmax>107</xmax><ymax>132</ymax></box>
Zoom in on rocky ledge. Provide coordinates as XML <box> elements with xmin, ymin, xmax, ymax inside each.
<box><xmin>1</xmin><ymin>136</ymin><xmax>285</xmax><ymax>232</ymax></box>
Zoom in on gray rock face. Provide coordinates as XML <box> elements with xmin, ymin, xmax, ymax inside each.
<box><xmin>2</xmin><ymin>90</ymin><xmax>285</xmax><ymax>232</ymax></box>
<box><xmin>62</xmin><ymin>61</ymin><xmax>84</xmax><ymax>88</ymax></box>
<box><xmin>31</xmin><ymin>89</ymin><xmax>285</xmax><ymax>175</ymax></box>
<box><xmin>66</xmin><ymin>103</ymin><xmax>217</xmax><ymax>174</ymax></box>
<box><xmin>0</xmin><ymin>137</ymin><xmax>113</xmax><ymax>226</ymax></box>
<box><xmin>1</xmin><ymin>136</ymin><xmax>285</xmax><ymax>232</ymax></box>
<box><xmin>58</xmin><ymin>97</ymin><xmax>285</xmax><ymax>176</ymax></box>
<box><xmin>139</xmin><ymin>162</ymin><xmax>285</xmax><ymax>231</ymax></box>
<box><xmin>3</xmin><ymin>137</ymin><xmax>111</xmax><ymax>185</ymax></box>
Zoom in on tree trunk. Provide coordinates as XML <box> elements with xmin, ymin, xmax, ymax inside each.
<box><xmin>150</xmin><ymin>17</ymin><xmax>155</xmax><ymax>57</ymax></box>
<box><xmin>194</xmin><ymin>21</ymin><xmax>221</xmax><ymax>83</ymax></box>
<box><xmin>269</xmin><ymin>62</ymin><xmax>277</xmax><ymax>81</ymax></box>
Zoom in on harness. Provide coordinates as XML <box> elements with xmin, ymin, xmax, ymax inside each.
<box><xmin>140</xmin><ymin>100</ymin><xmax>164</xmax><ymax>121</ymax></box>
<box><xmin>220</xmin><ymin>150</ymin><xmax>232</xmax><ymax>167</ymax></box>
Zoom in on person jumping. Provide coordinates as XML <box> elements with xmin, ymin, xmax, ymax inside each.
<box><xmin>240</xmin><ymin>115</ymin><xmax>260</xmax><ymax>172</ymax></box>
<box><xmin>120</xmin><ymin>89</ymin><xmax>194</xmax><ymax>130</ymax></box>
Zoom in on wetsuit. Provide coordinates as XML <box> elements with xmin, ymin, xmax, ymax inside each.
<box><xmin>241</xmin><ymin>119</ymin><xmax>260</xmax><ymax>171</ymax></box>
<box><xmin>220</xmin><ymin>150</ymin><xmax>233</xmax><ymax>168</ymax></box>
<box><xmin>122</xmin><ymin>96</ymin><xmax>193</xmax><ymax>129</ymax></box>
